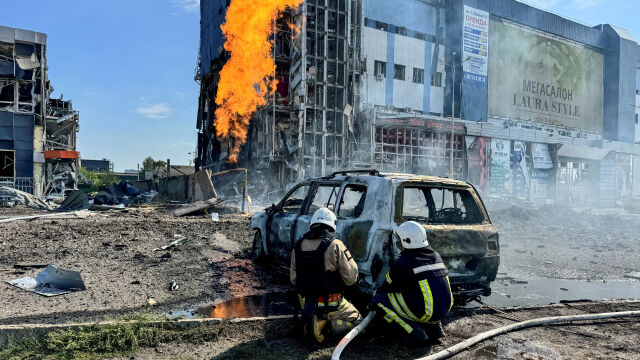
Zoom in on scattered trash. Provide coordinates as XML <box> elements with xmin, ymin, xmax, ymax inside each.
<box><xmin>147</xmin><ymin>298</ymin><xmax>158</xmax><ymax>306</ymax></box>
<box><xmin>7</xmin><ymin>265</ymin><xmax>85</xmax><ymax>297</ymax></box>
<box><xmin>131</xmin><ymin>280</ymin><xmax>141</xmax><ymax>285</ymax></box>
<box><xmin>560</xmin><ymin>287</ymin><xmax>569</xmax><ymax>291</ymax></box>
<box><xmin>0</xmin><ymin>186</ymin><xmax>55</xmax><ymax>210</ymax></box>
<box><xmin>161</xmin><ymin>252</ymin><xmax>172</xmax><ymax>260</ymax></box>
<box><xmin>57</xmin><ymin>190</ymin><xmax>89</xmax><ymax>211</ymax></box>
<box><xmin>544</xmin><ymin>261</ymin><xmax>553</xmax><ymax>265</ymax></box>
<box><xmin>173</xmin><ymin>198</ymin><xmax>219</xmax><ymax>217</ymax></box>
<box><xmin>0</xmin><ymin>210</ymin><xmax>95</xmax><ymax>223</ymax></box>
<box><xmin>211</xmin><ymin>212</ymin><xmax>219</xmax><ymax>221</ymax></box>
<box><xmin>153</xmin><ymin>235</ymin><xmax>187</xmax><ymax>251</ymax></box>
<box><xmin>135</xmin><ymin>190</ymin><xmax>158</xmax><ymax>204</ymax></box>
<box><xmin>169</xmin><ymin>281</ymin><xmax>178</xmax><ymax>291</ymax></box>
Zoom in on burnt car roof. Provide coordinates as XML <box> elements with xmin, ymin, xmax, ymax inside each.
<box><xmin>319</xmin><ymin>170</ymin><xmax>472</xmax><ymax>188</ymax></box>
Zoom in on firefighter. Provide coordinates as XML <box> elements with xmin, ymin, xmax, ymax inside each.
<box><xmin>290</xmin><ymin>207</ymin><xmax>362</xmax><ymax>343</ymax></box>
<box><xmin>371</xmin><ymin>221</ymin><xmax>454</xmax><ymax>344</ymax></box>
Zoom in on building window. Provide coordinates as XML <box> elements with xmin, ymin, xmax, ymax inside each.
<box><xmin>413</xmin><ymin>68</ymin><xmax>424</xmax><ymax>84</ymax></box>
<box><xmin>394</xmin><ymin>64</ymin><xmax>405</xmax><ymax>80</ymax></box>
<box><xmin>395</xmin><ymin>27</ymin><xmax>407</xmax><ymax>36</ymax></box>
<box><xmin>374</xmin><ymin>60</ymin><xmax>386</xmax><ymax>77</ymax></box>
<box><xmin>431</xmin><ymin>72</ymin><xmax>442</xmax><ymax>87</ymax></box>
<box><xmin>375</xmin><ymin>21</ymin><xmax>387</xmax><ymax>31</ymax></box>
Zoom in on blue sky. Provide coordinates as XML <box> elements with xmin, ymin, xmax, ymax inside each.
<box><xmin>0</xmin><ymin>0</ymin><xmax>201</xmax><ymax>171</ymax></box>
<box><xmin>0</xmin><ymin>0</ymin><xmax>639</xmax><ymax>171</ymax></box>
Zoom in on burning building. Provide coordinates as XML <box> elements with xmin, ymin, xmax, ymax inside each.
<box><xmin>196</xmin><ymin>0</ymin><xmax>640</xmax><ymax>206</ymax></box>
<box><xmin>0</xmin><ymin>25</ymin><xmax>79</xmax><ymax>197</ymax></box>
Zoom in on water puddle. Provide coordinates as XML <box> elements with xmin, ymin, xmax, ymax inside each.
<box><xmin>170</xmin><ymin>293</ymin><xmax>295</xmax><ymax>319</ymax></box>
<box><xmin>485</xmin><ymin>278</ymin><xmax>640</xmax><ymax>307</ymax></box>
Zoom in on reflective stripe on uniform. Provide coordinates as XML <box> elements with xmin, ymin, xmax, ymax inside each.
<box><xmin>387</xmin><ymin>293</ymin><xmax>411</xmax><ymax>320</ymax></box>
<box><xmin>412</xmin><ymin>263</ymin><xmax>446</xmax><ymax>274</ymax></box>
<box><xmin>385</xmin><ymin>272</ymin><xmax>392</xmax><ymax>284</ymax></box>
<box><xmin>376</xmin><ymin>303</ymin><xmax>414</xmax><ymax>334</ymax></box>
<box><xmin>418</xmin><ymin>279</ymin><xmax>434</xmax><ymax>322</ymax></box>
<box><xmin>446</xmin><ymin>276</ymin><xmax>454</xmax><ymax>311</ymax></box>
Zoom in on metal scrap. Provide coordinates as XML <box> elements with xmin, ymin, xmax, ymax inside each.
<box><xmin>7</xmin><ymin>265</ymin><xmax>86</xmax><ymax>297</ymax></box>
<box><xmin>153</xmin><ymin>235</ymin><xmax>187</xmax><ymax>251</ymax></box>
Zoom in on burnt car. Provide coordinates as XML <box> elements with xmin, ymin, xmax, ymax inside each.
<box><xmin>251</xmin><ymin>170</ymin><xmax>499</xmax><ymax>303</ymax></box>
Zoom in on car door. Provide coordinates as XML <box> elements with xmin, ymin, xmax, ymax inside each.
<box><xmin>267</xmin><ymin>183</ymin><xmax>310</xmax><ymax>262</ymax></box>
<box><xmin>293</xmin><ymin>181</ymin><xmax>342</xmax><ymax>248</ymax></box>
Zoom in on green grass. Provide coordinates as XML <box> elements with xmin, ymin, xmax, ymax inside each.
<box><xmin>0</xmin><ymin>312</ymin><xmax>222</xmax><ymax>360</ymax></box>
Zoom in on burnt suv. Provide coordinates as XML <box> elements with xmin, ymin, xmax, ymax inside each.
<box><xmin>251</xmin><ymin>170</ymin><xmax>499</xmax><ymax>303</ymax></box>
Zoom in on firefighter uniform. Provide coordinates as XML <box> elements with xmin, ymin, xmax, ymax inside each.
<box><xmin>372</xmin><ymin>245</ymin><xmax>454</xmax><ymax>342</ymax></box>
<box><xmin>290</xmin><ymin>226</ymin><xmax>362</xmax><ymax>341</ymax></box>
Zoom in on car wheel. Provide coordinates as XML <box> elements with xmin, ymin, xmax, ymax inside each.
<box><xmin>251</xmin><ymin>230</ymin><xmax>265</xmax><ymax>262</ymax></box>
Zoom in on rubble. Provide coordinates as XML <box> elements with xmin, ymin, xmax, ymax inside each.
<box><xmin>153</xmin><ymin>235</ymin><xmax>187</xmax><ymax>252</ymax></box>
<box><xmin>172</xmin><ymin>198</ymin><xmax>219</xmax><ymax>217</ymax></box>
<box><xmin>0</xmin><ymin>186</ymin><xmax>55</xmax><ymax>210</ymax></box>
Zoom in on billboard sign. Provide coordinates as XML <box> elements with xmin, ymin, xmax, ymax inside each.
<box><xmin>462</xmin><ymin>5</ymin><xmax>489</xmax><ymax>85</ymax></box>
<box><xmin>489</xmin><ymin>139</ymin><xmax>511</xmax><ymax>194</ymax></box>
<box><xmin>488</xmin><ymin>20</ymin><xmax>604</xmax><ymax>132</ymax></box>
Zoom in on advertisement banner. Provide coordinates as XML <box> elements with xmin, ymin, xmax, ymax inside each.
<box><xmin>512</xmin><ymin>141</ymin><xmax>529</xmax><ymax>197</ymax></box>
<box><xmin>489</xmin><ymin>139</ymin><xmax>511</xmax><ymax>194</ymax></box>
<box><xmin>466</xmin><ymin>136</ymin><xmax>488</xmax><ymax>191</ymax></box>
<box><xmin>532</xmin><ymin>143</ymin><xmax>553</xmax><ymax>169</ymax></box>
<box><xmin>462</xmin><ymin>5</ymin><xmax>489</xmax><ymax>85</ymax></box>
<box><xmin>488</xmin><ymin>20</ymin><xmax>604</xmax><ymax>132</ymax></box>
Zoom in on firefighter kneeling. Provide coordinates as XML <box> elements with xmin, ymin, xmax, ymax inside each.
<box><xmin>290</xmin><ymin>207</ymin><xmax>362</xmax><ymax>343</ymax></box>
<box><xmin>371</xmin><ymin>221</ymin><xmax>454</xmax><ymax>344</ymax></box>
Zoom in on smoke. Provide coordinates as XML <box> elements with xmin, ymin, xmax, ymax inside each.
<box><xmin>215</xmin><ymin>0</ymin><xmax>303</xmax><ymax>163</ymax></box>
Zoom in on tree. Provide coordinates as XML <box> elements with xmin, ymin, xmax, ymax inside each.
<box><xmin>154</xmin><ymin>159</ymin><xmax>167</xmax><ymax>168</ymax></box>
<box><xmin>142</xmin><ymin>157</ymin><xmax>156</xmax><ymax>170</ymax></box>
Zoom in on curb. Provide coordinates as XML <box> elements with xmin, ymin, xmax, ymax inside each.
<box><xmin>0</xmin><ymin>315</ymin><xmax>292</xmax><ymax>346</ymax></box>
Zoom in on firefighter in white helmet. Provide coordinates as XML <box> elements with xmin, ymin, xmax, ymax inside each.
<box><xmin>371</xmin><ymin>221</ymin><xmax>454</xmax><ymax>344</ymax></box>
<box><xmin>290</xmin><ymin>207</ymin><xmax>362</xmax><ymax>343</ymax></box>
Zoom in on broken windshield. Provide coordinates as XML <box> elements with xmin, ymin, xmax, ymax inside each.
<box><xmin>401</xmin><ymin>186</ymin><xmax>484</xmax><ymax>225</ymax></box>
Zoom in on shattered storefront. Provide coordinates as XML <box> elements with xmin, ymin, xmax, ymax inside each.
<box><xmin>367</xmin><ymin>114</ymin><xmax>466</xmax><ymax>177</ymax></box>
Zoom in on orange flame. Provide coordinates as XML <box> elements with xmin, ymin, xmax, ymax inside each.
<box><xmin>215</xmin><ymin>0</ymin><xmax>303</xmax><ymax>163</ymax></box>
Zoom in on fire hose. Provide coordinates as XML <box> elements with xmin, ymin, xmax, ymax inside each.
<box><xmin>415</xmin><ymin>310</ymin><xmax>640</xmax><ymax>360</ymax></box>
<box><xmin>331</xmin><ymin>311</ymin><xmax>376</xmax><ymax>360</ymax></box>
<box><xmin>332</xmin><ymin>309</ymin><xmax>640</xmax><ymax>360</ymax></box>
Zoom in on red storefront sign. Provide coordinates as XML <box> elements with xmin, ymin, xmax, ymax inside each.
<box><xmin>377</xmin><ymin>117</ymin><xmax>466</xmax><ymax>134</ymax></box>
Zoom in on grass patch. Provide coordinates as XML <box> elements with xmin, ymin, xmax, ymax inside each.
<box><xmin>0</xmin><ymin>312</ymin><xmax>223</xmax><ymax>360</ymax></box>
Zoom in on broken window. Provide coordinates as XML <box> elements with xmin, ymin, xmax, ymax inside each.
<box><xmin>328</xmin><ymin>36</ymin><xmax>337</xmax><ymax>59</ymax></box>
<box><xmin>413</xmin><ymin>68</ymin><xmax>425</xmax><ymax>84</ymax></box>
<box><xmin>307</xmin><ymin>184</ymin><xmax>340</xmax><ymax>214</ymax></box>
<box><xmin>338</xmin><ymin>185</ymin><xmax>367</xmax><ymax>218</ymax></box>
<box><xmin>401</xmin><ymin>186</ymin><xmax>484</xmax><ymax>225</ymax></box>
<box><xmin>394</xmin><ymin>64</ymin><xmax>405</xmax><ymax>80</ymax></box>
<box><xmin>374</xmin><ymin>61</ymin><xmax>386</xmax><ymax>77</ymax></box>
<box><xmin>431</xmin><ymin>72</ymin><xmax>442</xmax><ymax>87</ymax></box>
<box><xmin>280</xmin><ymin>185</ymin><xmax>309</xmax><ymax>214</ymax></box>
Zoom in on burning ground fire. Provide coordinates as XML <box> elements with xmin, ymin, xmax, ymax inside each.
<box><xmin>215</xmin><ymin>0</ymin><xmax>303</xmax><ymax>163</ymax></box>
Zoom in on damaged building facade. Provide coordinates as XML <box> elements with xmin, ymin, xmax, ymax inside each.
<box><xmin>196</xmin><ymin>0</ymin><xmax>640</xmax><ymax>206</ymax></box>
<box><xmin>0</xmin><ymin>25</ymin><xmax>79</xmax><ymax>197</ymax></box>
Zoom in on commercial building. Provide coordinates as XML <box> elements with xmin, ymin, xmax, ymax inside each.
<box><xmin>196</xmin><ymin>0</ymin><xmax>640</xmax><ymax>206</ymax></box>
<box><xmin>81</xmin><ymin>158</ymin><xmax>113</xmax><ymax>173</ymax></box>
<box><xmin>0</xmin><ymin>25</ymin><xmax>79</xmax><ymax>196</ymax></box>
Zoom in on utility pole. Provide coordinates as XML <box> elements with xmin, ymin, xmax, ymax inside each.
<box><xmin>442</xmin><ymin>52</ymin><xmax>472</xmax><ymax>179</ymax></box>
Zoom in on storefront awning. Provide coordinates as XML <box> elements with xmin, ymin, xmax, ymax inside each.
<box><xmin>557</xmin><ymin>144</ymin><xmax>612</xmax><ymax>161</ymax></box>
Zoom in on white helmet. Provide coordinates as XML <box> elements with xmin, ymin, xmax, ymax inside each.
<box><xmin>396</xmin><ymin>221</ymin><xmax>428</xmax><ymax>249</ymax></box>
<box><xmin>310</xmin><ymin>207</ymin><xmax>337</xmax><ymax>231</ymax></box>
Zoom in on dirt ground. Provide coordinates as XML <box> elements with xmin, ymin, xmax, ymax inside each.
<box><xmin>0</xmin><ymin>206</ymin><xmax>288</xmax><ymax>325</ymax></box>
<box><xmin>2</xmin><ymin>203</ymin><xmax>640</xmax><ymax>359</ymax></box>
<box><xmin>114</xmin><ymin>300</ymin><xmax>640</xmax><ymax>360</ymax></box>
